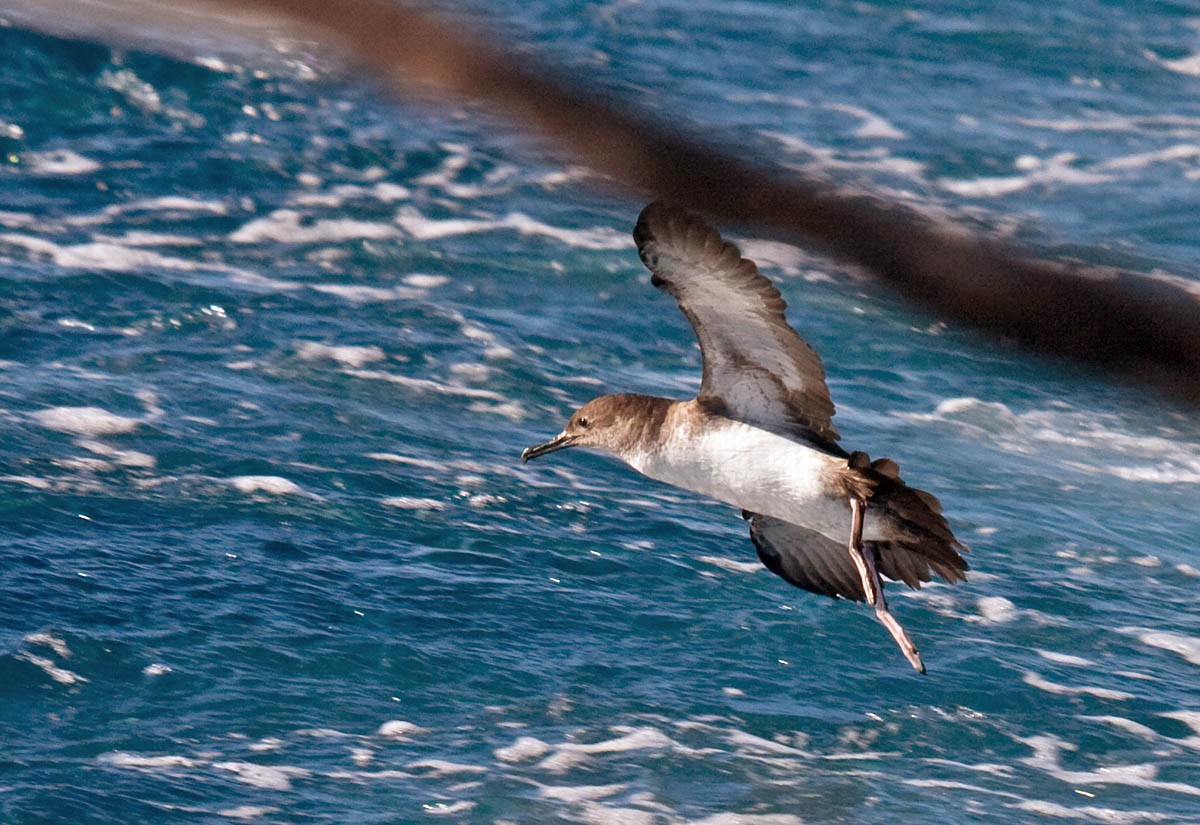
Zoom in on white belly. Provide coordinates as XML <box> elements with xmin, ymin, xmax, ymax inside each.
<box><xmin>625</xmin><ymin>421</ymin><xmax>886</xmax><ymax>544</ymax></box>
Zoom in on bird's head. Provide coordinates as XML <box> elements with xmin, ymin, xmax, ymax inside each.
<box><xmin>521</xmin><ymin>394</ymin><xmax>663</xmax><ymax>463</ymax></box>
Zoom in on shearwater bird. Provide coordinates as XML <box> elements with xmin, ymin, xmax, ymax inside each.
<box><xmin>522</xmin><ymin>202</ymin><xmax>968</xmax><ymax>673</ymax></box>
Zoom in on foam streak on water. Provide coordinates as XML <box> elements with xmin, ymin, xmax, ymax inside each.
<box><xmin>1</xmin><ymin>1</ymin><xmax>1199</xmax><ymax>823</ymax></box>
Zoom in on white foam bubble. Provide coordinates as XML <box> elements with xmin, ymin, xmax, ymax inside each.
<box><xmin>142</xmin><ymin>663</ymin><xmax>172</xmax><ymax>676</ymax></box>
<box><xmin>377</xmin><ymin>719</ymin><xmax>427</xmax><ymax>739</ymax></box>
<box><xmin>828</xmin><ymin>103</ymin><xmax>906</xmax><ymax>140</ymax></box>
<box><xmin>346</xmin><ymin>370</ymin><xmax>505</xmax><ymax>401</ymax></box>
<box><xmin>537</xmin><ymin>783</ymin><xmax>626</xmax><ymax>803</ymax></box>
<box><xmin>1022</xmin><ymin>671</ymin><xmax>1134</xmax><ymax>701</ymax></box>
<box><xmin>101</xmin><ymin>195</ymin><xmax>229</xmax><ymax>217</ymax></box>
<box><xmin>688</xmin><ymin>816</ymin><xmax>805</xmax><ymax>825</ymax></box>
<box><xmin>938</xmin><ymin>153</ymin><xmax>1111</xmax><ymax>197</ymax></box>
<box><xmin>495</xmin><ymin>736</ymin><xmax>551</xmax><ymax>763</ymax></box>
<box><xmin>78</xmin><ymin>439</ymin><xmax>156</xmax><ymax>468</ymax></box>
<box><xmin>381</xmin><ymin>497</ymin><xmax>446</xmax><ymax>511</ymax></box>
<box><xmin>218</xmin><ymin>807</ymin><xmax>279</xmax><ymax>820</ymax></box>
<box><xmin>537</xmin><ymin>727</ymin><xmax>677</xmax><ymax>773</ymax></box>
<box><xmin>230</xmin><ymin>209</ymin><xmax>397</xmax><ymax>244</ymax></box>
<box><xmin>296</xmin><ymin>341</ymin><xmax>386</xmax><ymax>368</ymax></box>
<box><xmin>18</xmin><ymin>652</ymin><xmax>88</xmax><ymax>686</ymax></box>
<box><xmin>900</xmin><ymin>397</ymin><xmax>1200</xmax><ymax>484</ymax></box>
<box><xmin>1095</xmin><ymin>144</ymin><xmax>1200</xmax><ymax>172</ymax></box>
<box><xmin>1012</xmin><ymin>800</ymin><xmax>1171</xmax><ymax>823</ymax></box>
<box><xmin>102</xmin><ymin>752</ymin><xmax>202</xmax><ymax>769</ymax></box>
<box><xmin>407</xmin><ymin>759</ymin><xmax>486</xmax><ymax>777</ymax></box>
<box><xmin>1149</xmin><ymin>49</ymin><xmax>1200</xmax><ymax>77</ymax></box>
<box><xmin>395</xmin><ymin>207</ymin><xmax>628</xmax><ymax>250</ymax></box>
<box><xmin>403</xmin><ymin>274</ymin><xmax>449</xmax><ymax>288</ymax></box>
<box><xmin>31</xmin><ymin>406</ymin><xmax>140</xmax><ymax>436</ymax></box>
<box><xmin>24</xmin><ymin>631</ymin><xmax>72</xmax><ymax>658</ymax></box>
<box><xmin>1081</xmin><ymin>716</ymin><xmax>1160</xmax><ymax>740</ymax></box>
<box><xmin>228</xmin><ymin>476</ymin><xmax>304</xmax><ymax>496</ymax></box>
<box><xmin>25</xmin><ymin>149</ymin><xmax>101</xmax><ymax>175</ymax></box>
<box><xmin>1020</xmin><ymin>734</ymin><xmax>1200</xmax><ymax>796</ymax></box>
<box><xmin>214</xmin><ymin>761</ymin><xmax>310</xmax><ymax>791</ymax></box>
<box><xmin>976</xmin><ymin>596</ymin><xmax>1019</xmax><ymax>624</ymax></box>
<box><xmin>421</xmin><ymin>801</ymin><xmax>476</xmax><ymax>816</ymax></box>
<box><xmin>307</xmin><ymin>284</ymin><xmax>427</xmax><ymax>302</ymax></box>
<box><xmin>1034</xmin><ymin>649</ymin><xmax>1095</xmax><ymax>667</ymax></box>
<box><xmin>698</xmin><ymin>556</ymin><xmax>762</xmax><ymax>574</ymax></box>
<box><xmin>1119</xmin><ymin>628</ymin><xmax>1200</xmax><ymax>666</ymax></box>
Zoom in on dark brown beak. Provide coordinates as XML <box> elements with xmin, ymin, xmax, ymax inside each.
<box><xmin>521</xmin><ymin>432</ymin><xmax>576</xmax><ymax>463</ymax></box>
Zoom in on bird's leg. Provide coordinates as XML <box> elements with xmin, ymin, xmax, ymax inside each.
<box><xmin>863</xmin><ymin>544</ymin><xmax>925</xmax><ymax>674</ymax></box>
<box><xmin>847</xmin><ymin>498</ymin><xmax>877</xmax><ymax>605</ymax></box>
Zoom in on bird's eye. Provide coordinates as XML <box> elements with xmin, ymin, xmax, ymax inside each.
<box><xmin>577</xmin><ymin>416</ymin><xmax>591</xmax><ymax>428</ymax></box>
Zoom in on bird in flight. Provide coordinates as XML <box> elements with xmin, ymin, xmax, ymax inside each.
<box><xmin>522</xmin><ymin>202</ymin><xmax>968</xmax><ymax>672</ymax></box>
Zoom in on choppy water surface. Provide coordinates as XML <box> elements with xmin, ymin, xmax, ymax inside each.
<box><xmin>2</xmin><ymin>2</ymin><xmax>1200</xmax><ymax>822</ymax></box>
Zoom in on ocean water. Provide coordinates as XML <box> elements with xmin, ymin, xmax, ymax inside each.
<box><xmin>2</xmin><ymin>1</ymin><xmax>1200</xmax><ymax>822</ymax></box>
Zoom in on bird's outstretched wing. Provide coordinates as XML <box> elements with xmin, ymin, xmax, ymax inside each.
<box><xmin>634</xmin><ymin>201</ymin><xmax>838</xmax><ymax>445</ymax></box>
<box><xmin>747</xmin><ymin>513</ymin><xmax>966</xmax><ymax>602</ymax></box>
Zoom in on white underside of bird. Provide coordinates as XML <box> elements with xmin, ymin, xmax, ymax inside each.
<box><xmin>624</xmin><ymin>414</ymin><xmax>890</xmax><ymax>544</ymax></box>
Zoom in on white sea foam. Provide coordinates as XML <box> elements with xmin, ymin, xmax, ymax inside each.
<box><xmin>377</xmin><ymin>719</ymin><xmax>427</xmax><ymax>738</ymax></box>
<box><xmin>1081</xmin><ymin>716</ymin><xmax>1160</xmax><ymax>740</ymax></box>
<box><xmin>78</xmin><ymin>439</ymin><xmax>156</xmax><ymax>468</ymax></box>
<box><xmin>287</xmin><ymin>181</ymin><xmax>411</xmax><ymax>208</ymax></box>
<box><xmin>381</xmin><ymin>497</ymin><xmax>446</xmax><ymax>511</ymax></box>
<box><xmin>1034</xmin><ymin>649</ymin><xmax>1095</xmax><ymax>667</ymax></box>
<box><xmin>698</xmin><ymin>556</ymin><xmax>762</xmax><ymax>574</ymax></box>
<box><xmin>828</xmin><ymin>103</ymin><xmax>906</xmax><ymax>140</ymax></box>
<box><xmin>98</xmin><ymin>231</ymin><xmax>203</xmax><ymax>247</ymax></box>
<box><xmin>31</xmin><ymin>406</ymin><xmax>141</xmax><ymax>435</ymax></box>
<box><xmin>1013</xmin><ymin>113</ymin><xmax>1200</xmax><ymax>134</ymax></box>
<box><xmin>230</xmin><ymin>209</ymin><xmax>397</xmax><ymax>244</ymax></box>
<box><xmin>395</xmin><ymin>207</ymin><xmax>628</xmax><ymax>250</ymax></box>
<box><xmin>228</xmin><ymin>476</ymin><xmax>304</xmax><ymax>496</ymax></box>
<box><xmin>25</xmin><ymin>149</ymin><xmax>101</xmax><ymax>175</ymax></box>
<box><xmin>307</xmin><ymin>284</ymin><xmax>428</xmax><ymax>302</ymax></box>
<box><xmin>1</xmin><ymin>475</ymin><xmax>53</xmax><ymax>489</ymax></box>
<box><xmin>938</xmin><ymin>152</ymin><xmax>1111</xmax><ymax>197</ymax></box>
<box><xmin>1020</xmin><ymin>734</ymin><xmax>1200</xmax><ymax>796</ymax></box>
<box><xmin>976</xmin><ymin>596</ymin><xmax>1019</xmax><ymax>624</ymax></box>
<box><xmin>0</xmin><ymin>210</ymin><xmax>35</xmax><ymax>228</ymax></box>
<box><xmin>214</xmin><ymin>761</ymin><xmax>310</xmax><ymax>791</ymax></box>
<box><xmin>495</xmin><ymin>736</ymin><xmax>552</xmax><ymax>763</ymax></box>
<box><xmin>407</xmin><ymin>759</ymin><xmax>486</xmax><ymax>777</ymax></box>
<box><xmin>421</xmin><ymin>801</ymin><xmax>476</xmax><ymax>816</ymax></box>
<box><xmin>1011</xmin><ymin>800</ymin><xmax>1172</xmax><ymax>823</ymax></box>
<box><xmin>537</xmin><ymin>727</ymin><xmax>678</xmax><ymax>773</ymax></box>
<box><xmin>102</xmin><ymin>752</ymin><xmax>203</xmax><ymax>769</ymax></box>
<box><xmin>24</xmin><ymin>631</ymin><xmax>72</xmax><ymax>658</ymax></box>
<box><xmin>296</xmin><ymin>341</ymin><xmax>386</xmax><ymax>368</ymax></box>
<box><xmin>100</xmin><ymin>195</ymin><xmax>229</xmax><ymax>217</ymax></box>
<box><xmin>143</xmin><ymin>663</ymin><xmax>172</xmax><ymax>676</ymax></box>
<box><xmin>17</xmin><ymin>652</ymin><xmax>88</xmax><ymax>686</ymax></box>
<box><xmin>0</xmin><ymin>232</ymin><xmax>275</xmax><ymax>287</ymax></box>
<box><xmin>900</xmin><ymin>397</ymin><xmax>1200</xmax><ymax>484</ymax></box>
<box><xmin>1022</xmin><ymin>671</ymin><xmax>1134</xmax><ymax>701</ymax></box>
<box><xmin>1095</xmin><ymin>144</ymin><xmax>1200</xmax><ymax>172</ymax></box>
<box><xmin>218</xmin><ymin>807</ymin><xmax>279</xmax><ymax>820</ymax></box>
<box><xmin>537</xmin><ymin>783</ymin><xmax>626</xmax><ymax>803</ymax></box>
<box><xmin>402</xmin><ymin>274</ymin><xmax>449</xmax><ymax>288</ymax></box>
<box><xmin>346</xmin><ymin>369</ymin><xmax>506</xmax><ymax>401</ymax></box>
<box><xmin>1147</xmin><ymin>48</ymin><xmax>1200</xmax><ymax>77</ymax></box>
<box><xmin>367</xmin><ymin>453</ymin><xmax>443</xmax><ymax>469</ymax></box>
<box><xmin>1119</xmin><ymin>627</ymin><xmax>1200</xmax><ymax>666</ymax></box>
<box><xmin>687</xmin><ymin>816</ymin><xmax>805</xmax><ymax>825</ymax></box>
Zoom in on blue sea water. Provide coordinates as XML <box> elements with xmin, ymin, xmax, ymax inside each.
<box><xmin>2</xmin><ymin>1</ymin><xmax>1200</xmax><ymax>822</ymax></box>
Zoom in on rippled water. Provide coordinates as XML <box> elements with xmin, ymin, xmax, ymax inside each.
<box><xmin>3</xmin><ymin>2</ymin><xmax>1200</xmax><ymax>823</ymax></box>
